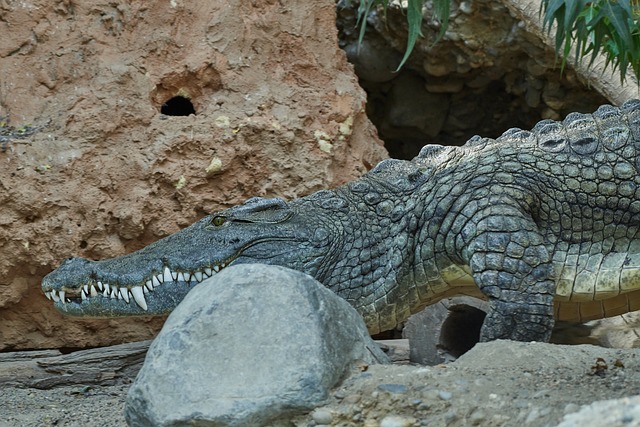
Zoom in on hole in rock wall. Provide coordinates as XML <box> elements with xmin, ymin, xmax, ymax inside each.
<box><xmin>151</xmin><ymin>65</ymin><xmax>222</xmax><ymax>118</ymax></box>
<box><xmin>336</xmin><ymin>0</ymin><xmax>608</xmax><ymax>160</ymax></box>
<box><xmin>439</xmin><ymin>304</ymin><xmax>486</xmax><ymax>357</ymax></box>
<box><xmin>161</xmin><ymin>96</ymin><xmax>196</xmax><ymax>116</ymax></box>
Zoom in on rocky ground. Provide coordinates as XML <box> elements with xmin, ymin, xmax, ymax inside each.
<box><xmin>2</xmin><ymin>340</ymin><xmax>639</xmax><ymax>427</ymax></box>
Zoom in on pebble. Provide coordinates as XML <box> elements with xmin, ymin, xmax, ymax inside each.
<box><xmin>563</xmin><ymin>403</ymin><xmax>580</xmax><ymax>414</ymax></box>
<box><xmin>378</xmin><ymin>384</ymin><xmax>408</xmax><ymax>394</ymax></box>
<box><xmin>334</xmin><ymin>390</ymin><xmax>347</xmax><ymax>399</ymax></box>
<box><xmin>443</xmin><ymin>409</ymin><xmax>458</xmax><ymax>423</ymax></box>
<box><xmin>469</xmin><ymin>408</ymin><xmax>486</xmax><ymax>425</ymax></box>
<box><xmin>459</xmin><ymin>1</ymin><xmax>472</xmax><ymax>14</ymax></box>
<box><xmin>311</xmin><ymin>408</ymin><xmax>333</xmax><ymax>425</ymax></box>
<box><xmin>343</xmin><ymin>394</ymin><xmax>361</xmax><ymax>404</ymax></box>
<box><xmin>438</xmin><ymin>390</ymin><xmax>453</xmax><ymax>401</ymax></box>
<box><xmin>379</xmin><ymin>414</ymin><xmax>416</xmax><ymax>427</ymax></box>
<box><xmin>525</xmin><ymin>407</ymin><xmax>541</xmax><ymax>423</ymax></box>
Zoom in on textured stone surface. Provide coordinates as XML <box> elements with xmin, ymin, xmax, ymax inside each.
<box><xmin>404</xmin><ymin>297</ymin><xmax>488</xmax><ymax>365</ymax></box>
<box><xmin>588</xmin><ymin>311</ymin><xmax>640</xmax><ymax>348</ymax></box>
<box><xmin>0</xmin><ymin>0</ymin><xmax>386</xmax><ymax>350</ymax></box>
<box><xmin>124</xmin><ymin>264</ymin><xmax>389</xmax><ymax>427</ymax></box>
<box><xmin>556</xmin><ymin>395</ymin><xmax>640</xmax><ymax>427</ymax></box>
<box><xmin>337</xmin><ymin>0</ymin><xmax>610</xmax><ymax>159</ymax></box>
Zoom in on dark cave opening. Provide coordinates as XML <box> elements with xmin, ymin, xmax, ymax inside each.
<box><xmin>161</xmin><ymin>96</ymin><xmax>196</xmax><ymax>116</ymax></box>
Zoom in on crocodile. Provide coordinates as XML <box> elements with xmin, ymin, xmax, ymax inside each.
<box><xmin>42</xmin><ymin>100</ymin><xmax>640</xmax><ymax>342</ymax></box>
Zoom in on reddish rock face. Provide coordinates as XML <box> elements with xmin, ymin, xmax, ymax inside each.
<box><xmin>0</xmin><ymin>0</ymin><xmax>386</xmax><ymax>350</ymax></box>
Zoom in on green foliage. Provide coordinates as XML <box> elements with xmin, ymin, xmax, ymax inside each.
<box><xmin>354</xmin><ymin>0</ymin><xmax>450</xmax><ymax>70</ymax></box>
<box><xmin>353</xmin><ymin>0</ymin><xmax>640</xmax><ymax>82</ymax></box>
<box><xmin>541</xmin><ymin>0</ymin><xmax>640</xmax><ymax>82</ymax></box>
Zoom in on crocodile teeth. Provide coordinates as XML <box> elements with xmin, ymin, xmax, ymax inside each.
<box><xmin>103</xmin><ymin>288</ymin><xmax>109</xmax><ymax>297</ymax></box>
<box><xmin>213</xmin><ymin>265</ymin><xmax>220</xmax><ymax>273</ymax></box>
<box><xmin>163</xmin><ymin>267</ymin><xmax>172</xmax><ymax>283</ymax></box>
<box><xmin>205</xmin><ymin>267</ymin><xmax>214</xmax><ymax>276</ymax></box>
<box><xmin>145</xmin><ymin>279</ymin><xmax>153</xmax><ymax>291</ymax></box>
<box><xmin>45</xmin><ymin>292</ymin><xmax>52</xmax><ymax>300</ymax></box>
<box><xmin>152</xmin><ymin>275</ymin><xmax>162</xmax><ymax>287</ymax></box>
<box><xmin>177</xmin><ymin>272</ymin><xmax>186</xmax><ymax>282</ymax></box>
<box><xmin>194</xmin><ymin>271</ymin><xmax>203</xmax><ymax>282</ymax></box>
<box><xmin>90</xmin><ymin>285</ymin><xmax>98</xmax><ymax>297</ymax></box>
<box><xmin>130</xmin><ymin>286</ymin><xmax>147</xmax><ymax>311</ymax></box>
<box><xmin>59</xmin><ymin>291</ymin><xmax>66</xmax><ymax>304</ymax></box>
<box><xmin>81</xmin><ymin>290</ymin><xmax>87</xmax><ymax>300</ymax></box>
<box><xmin>104</xmin><ymin>283</ymin><xmax>110</xmax><ymax>292</ymax></box>
<box><xmin>120</xmin><ymin>288</ymin><xmax>130</xmax><ymax>303</ymax></box>
<box><xmin>83</xmin><ymin>285</ymin><xmax>89</xmax><ymax>294</ymax></box>
<box><xmin>97</xmin><ymin>281</ymin><xmax>104</xmax><ymax>291</ymax></box>
<box><xmin>110</xmin><ymin>289</ymin><xmax>118</xmax><ymax>299</ymax></box>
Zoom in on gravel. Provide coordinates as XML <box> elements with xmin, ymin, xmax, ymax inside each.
<box><xmin>1</xmin><ymin>340</ymin><xmax>639</xmax><ymax>427</ymax></box>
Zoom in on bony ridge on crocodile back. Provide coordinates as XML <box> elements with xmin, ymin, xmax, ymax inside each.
<box><xmin>42</xmin><ymin>100</ymin><xmax>640</xmax><ymax>342</ymax></box>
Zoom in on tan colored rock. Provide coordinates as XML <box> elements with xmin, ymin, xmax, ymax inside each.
<box><xmin>0</xmin><ymin>0</ymin><xmax>387</xmax><ymax>350</ymax></box>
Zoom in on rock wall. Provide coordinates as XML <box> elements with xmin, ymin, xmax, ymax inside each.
<box><xmin>0</xmin><ymin>0</ymin><xmax>387</xmax><ymax>350</ymax></box>
<box><xmin>337</xmin><ymin>0</ymin><xmax>609</xmax><ymax>159</ymax></box>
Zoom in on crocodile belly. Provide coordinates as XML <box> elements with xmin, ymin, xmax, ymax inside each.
<box><xmin>553</xmin><ymin>251</ymin><xmax>640</xmax><ymax>322</ymax></box>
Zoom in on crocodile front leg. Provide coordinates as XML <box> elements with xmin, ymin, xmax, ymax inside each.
<box><xmin>462</xmin><ymin>201</ymin><xmax>556</xmax><ymax>342</ymax></box>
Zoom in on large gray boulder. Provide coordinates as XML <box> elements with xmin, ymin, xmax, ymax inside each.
<box><xmin>125</xmin><ymin>264</ymin><xmax>389</xmax><ymax>427</ymax></box>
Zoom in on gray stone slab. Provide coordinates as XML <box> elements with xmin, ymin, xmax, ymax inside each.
<box><xmin>404</xmin><ymin>297</ymin><xmax>488</xmax><ymax>365</ymax></box>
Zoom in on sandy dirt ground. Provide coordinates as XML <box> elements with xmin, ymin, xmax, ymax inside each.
<box><xmin>2</xmin><ymin>340</ymin><xmax>639</xmax><ymax>427</ymax></box>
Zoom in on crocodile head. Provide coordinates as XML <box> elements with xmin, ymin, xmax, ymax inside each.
<box><xmin>41</xmin><ymin>197</ymin><xmax>338</xmax><ymax>317</ymax></box>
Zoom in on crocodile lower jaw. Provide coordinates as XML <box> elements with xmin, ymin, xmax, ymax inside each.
<box><xmin>44</xmin><ymin>263</ymin><xmax>229</xmax><ymax>312</ymax></box>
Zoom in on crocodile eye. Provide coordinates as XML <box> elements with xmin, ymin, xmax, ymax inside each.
<box><xmin>211</xmin><ymin>216</ymin><xmax>226</xmax><ymax>226</ymax></box>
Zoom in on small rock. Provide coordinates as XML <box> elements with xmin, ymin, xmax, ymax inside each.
<box><xmin>443</xmin><ymin>409</ymin><xmax>458</xmax><ymax>423</ymax></box>
<box><xmin>438</xmin><ymin>390</ymin><xmax>453</xmax><ymax>401</ymax></box>
<box><xmin>385</xmin><ymin>74</ymin><xmax>450</xmax><ymax>138</ymax></box>
<box><xmin>423</xmin><ymin>59</ymin><xmax>456</xmax><ymax>77</ymax></box>
<box><xmin>343</xmin><ymin>394</ymin><xmax>361</xmax><ymax>404</ymax></box>
<box><xmin>459</xmin><ymin>1</ymin><xmax>472</xmax><ymax>14</ymax></box>
<box><xmin>564</xmin><ymin>403</ymin><xmax>580</xmax><ymax>414</ymax></box>
<box><xmin>342</xmin><ymin>39</ymin><xmax>398</xmax><ymax>83</ymax></box>
<box><xmin>378</xmin><ymin>384</ymin><xmax>409</xmax><ymax>394</ymax></box>
<box><xmin>525</xmin><ymin>407</ymin><xmax>540</xmax><ymax>423</ymax></box>
<box><xmin>469</xmin><ymin>408</ymin><xmax>486</xmax><ymax>425</ymax></box>
<box><xmin>311</xmin><ymin>408</ymin><xmax>333</xmax><ymax>425</ymax></box>
<box><xmin>333</xmin><ymin>390</ymin><xmax>348</xmax><ymax>400</ymax></box>
<box><xmin>379</xmin><ymin>414</ymin><xmax>416</xmax><ymax>427</ymax></box>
